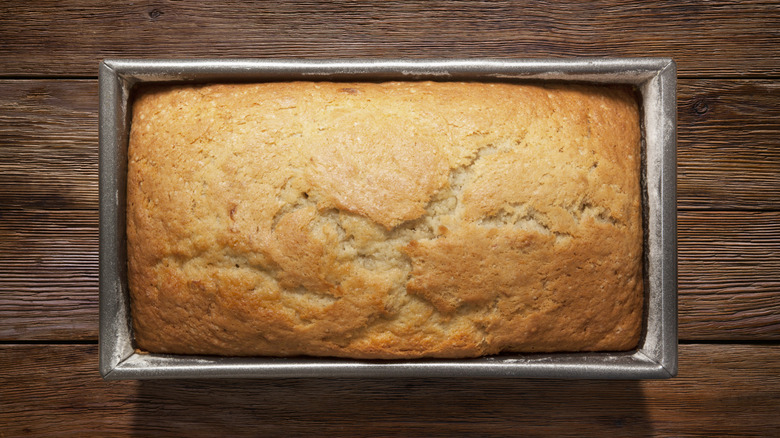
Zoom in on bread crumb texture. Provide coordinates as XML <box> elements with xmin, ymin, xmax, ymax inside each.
<box><xmin>127</xmin><ymin>81</ymin><xmax>643</xmax><ymax>358</ymax></box>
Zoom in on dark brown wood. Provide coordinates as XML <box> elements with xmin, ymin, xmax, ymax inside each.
<box><xmin>0</xmin><ymin>1</ymin><xmax>779</xmax><ymax>434</ymax></box>
<box><xmin>0</xmin><ymin>80</ymin><xmax>97</xmax><ymax>211</ymax></box>
<box><xmin>1</xmin><ymin>79</ymin><xmax>778</xmax><ymax>212</ymax></box>
<box><xmin>0</xmin><ymin>80</ymin><xmax>99</xmax><ymax>341</ymax></box>
<box><xmin>2</xmin><ymin>80</ymin><xmax>779</xmax><ymax>341</ymax></box>
<box><xmin>3</xmin><ymin>208</ymin><xmax>778</xmax><ymax>341</ymax></box>
<box><xmin>0</xmin><ymin>209</ymin><xmax>97</xmax><ymax>341</ymax></box>
<box><xmin>0</xmin><ymin>0</ymin><xmax>778</xmax><ymax>77</ymax></box>
<box><xmin>678</xmin><ymin>211</ymin><xmax>780</xmax><ymax>340</ymax></box>
<box><xmin>678</xmin><ymin>80</ymin><xmax>780</xmax><ymax>210</ymax></box>
<box><xmin>0</xmin><ymin>344</ymin><xmax>778</xmax><ymax>436</ymax></box>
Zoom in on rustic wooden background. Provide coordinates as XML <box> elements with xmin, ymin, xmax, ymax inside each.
<box><xmin>1</xmin><ymin>1</ymin><xmax>779</xmax><ymax>436</ymax></box>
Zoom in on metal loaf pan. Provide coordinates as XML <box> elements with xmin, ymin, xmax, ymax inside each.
<box><xmin>99</xmin><ymin>58</ymin><xmax>677</xmax><ymax>380</ymax></box>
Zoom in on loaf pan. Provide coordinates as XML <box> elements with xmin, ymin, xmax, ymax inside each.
<box><xmin>99</xmin><ymin>58</ymin><xmax>677</xmax><ymax>379</ymax></box>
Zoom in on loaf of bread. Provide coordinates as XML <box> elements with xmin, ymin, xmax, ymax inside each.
<box><xmin>127</xmin><ymin>81</ymin><xmax>643</xmax><ymax>359</ymax></box>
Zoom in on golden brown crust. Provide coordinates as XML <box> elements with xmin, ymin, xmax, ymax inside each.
<box><xmin>127</xmin><ymin>81</ymin><xmax>643</xmax><ymax>358</ymax></box>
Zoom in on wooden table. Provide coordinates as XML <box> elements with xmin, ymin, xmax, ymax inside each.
<box><xmin>1</xmin><ymin>1</ymin><xmax>778</xmax><ymax>435</ymax></box>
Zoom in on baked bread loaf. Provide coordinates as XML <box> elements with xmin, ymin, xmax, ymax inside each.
<box><xmin>127</xmin><ymin>81</ymin><xmax>643</xmax><ymax>358</ymax></box>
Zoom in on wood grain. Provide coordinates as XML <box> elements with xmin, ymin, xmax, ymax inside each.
<box><xmin>678</xmin><ymin>80</ymin><xmax>780</xmax><ymax>210</ymax></box>
<box><xmin>0</xmin><ymin>80</ymin><xmax>97</xmax><ymax>211</ymax></box>
<box><xmin>1</xmin><ymin>79</ymin><xmax>778</xmax><ymax>212</ymax></box>
<box><xmin>0</xmin><ymin>209</ymin><xmax>97</xmax><ymax>341</ymax></box>
<box><xmin>0</xmin><ymin>0</ymin><xmax>779</xmax><ymax>77</ymax></box>
<box><xmin>2</xmin><ymin>207</ymin><xmax>777</xmax><ymax>341</ymax></box>
<box><xmin>0</xmin><ymin>344</ymin><xmax>778</xmax><ymax>436</ymax></box>
<box><xmin>1</xmin><ymin>80</ymin><xmax>779</xmax><ymax>341</ymax></box>
<box><xmin>678</xmin><ymin>211</ymin><xmax>780</xmax><ymax>340</ymax></box>
<box><xmin>1</xmin><ymin>1</ymin><xmax>778</xmax><ymax>434</ymax></box>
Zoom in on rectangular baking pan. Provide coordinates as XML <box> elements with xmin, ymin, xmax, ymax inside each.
<box><xmin>99</xmin><ymin>58</ymin><xmax>677</xmax><ymax>379</ymax></box>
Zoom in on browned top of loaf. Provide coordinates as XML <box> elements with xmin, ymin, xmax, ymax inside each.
<box><xmin>127</xmin><ymin>81</ymin><xmax>643</xmax><ymax>359</ymax></box>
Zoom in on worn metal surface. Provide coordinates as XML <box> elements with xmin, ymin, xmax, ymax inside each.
<box><xmin>99</xmin><ymin>58</ymin><xmax>677</xmax><ymax>379</ymax></box>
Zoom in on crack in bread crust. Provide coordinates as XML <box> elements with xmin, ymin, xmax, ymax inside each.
<box><xmin>127</xmin><ymin>81</ymin><xmax>643</xmax><ymax>358</ymax></box>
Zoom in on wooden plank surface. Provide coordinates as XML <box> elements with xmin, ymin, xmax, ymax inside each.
<box><xmin>1</xmin><ymin>1</ymin><xmax>779</xmax><ymax>434</ymax></box>
<box><xmin>1</xmin><ymin>79</ymin><xmax>779</xmax><ymax>341</ymax></box>
<box><xmin>678</xmin><ymin>211</ymin><xmax>780</xmax><ymax>340</ymax></box>
<box><xmin>0</xmin><ymin>209</ymin><xmax>97</xmax><ymax>341</ymax></box>
<box><xmin>678</xmin><ymin>79</ymin><xmax>780</xmax><ymax>210</ymax></box>
<box><xmin>1</xmin><ymin>344</ymin><xmax>778</xmax><ymax>436</ymax></box>
<box><xmin>0</xmin><ymin>0</ymin><xmax>779</xmax><ymax>78</ymax></box>
<box><xmin>1</xmin><ymin>79</ymin><xmax>778</xmax><ymax>212</ymax></box>
<box><xmin>3</xmin><ymin>207</ymin><xmax>777</xmax><ymax>341</ymax></box>
<box><xmin>0</xmin><ymin>80</ymin><xmax>97</xmax><ymax>211</ymax></box>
